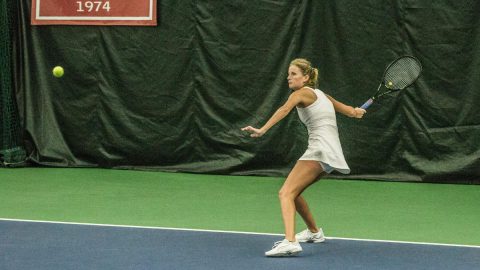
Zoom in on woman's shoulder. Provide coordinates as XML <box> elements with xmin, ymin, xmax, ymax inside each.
<box><xmin>294</xmin><ymin>87</ymin><xmax>319</xmax><ymax>108</ymax></box>
<box><xmin>301</xmin><ymin>86</ymin><xmax>315</xmax><ymax>91</ymax></box>
<box><xmin>296</xmin><ymin>86</ymin><xmax>317</xmax><ymax>94</ymax></box>
<box><xmin>294</xmin><ymin>87</ymin><xmax>317</xmax><ymax>98</ymax></box>
<box><xmin>301</xmin><ymin>87</ymin><xmax>327</xmax><ymax>94</ymax></box>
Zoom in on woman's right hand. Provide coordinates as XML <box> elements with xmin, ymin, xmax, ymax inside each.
<box><xmin>353</xmin><ymin>107</ymin><xmax>366</xmax><ymax>118</ymax></box>
<box><xmin>241</xmin><ymin>126</ymin><xmax>265</xmax><ymax>138</ymax></box>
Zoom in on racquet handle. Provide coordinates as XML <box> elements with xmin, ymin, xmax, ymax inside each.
<box><xmin>360</xmin><ymin>98</ymin><xmax>374</xmax><ymax>109</ymax></box>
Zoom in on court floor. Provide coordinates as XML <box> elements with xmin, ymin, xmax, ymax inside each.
<box><xmin>1</xmin><ymin>219</ymin><xmax>479</xmax><ymax>270</ymax></box>
<box><xmin>1</xmin><ymin>168</ymin><xmax>480</xmax><ymax>269</ymax></box>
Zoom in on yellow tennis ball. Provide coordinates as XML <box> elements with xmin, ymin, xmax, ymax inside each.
<box><xmin>388</xmin><ymin>81</ymin><xmax>393</xmax><ymax>86</ymax></box>
<box><xmin>52</xmin><ymin>66</ymin><xmax>64</xmax><ymax>78</ymax></box>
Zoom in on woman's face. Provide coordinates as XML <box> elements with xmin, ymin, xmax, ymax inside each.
<box><xmin>287</xmin><ymin>65</ymin><xmax>309</xmax><ymax>90</ymax></box>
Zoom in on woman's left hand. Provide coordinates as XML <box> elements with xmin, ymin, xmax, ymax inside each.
<box><xmin>241</xmin><ymin>126</ymin><xmax>265</xmax><ymax>138</ymax></box>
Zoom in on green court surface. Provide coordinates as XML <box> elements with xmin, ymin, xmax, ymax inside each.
<box><xmin>0</xmin><ymin>168</ymin><xmax>479</xmax><ymax>246</ymax></box>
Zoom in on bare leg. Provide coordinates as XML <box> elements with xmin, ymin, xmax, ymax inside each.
<box><xmin>278</xmin><ymin>160</ymin><xmax>324</xmax><ymax>241</ymax></box>
<box><xmin>295</xmin><ymin>195</ymin><xmax>320</xmax><ymax>233</ymax></box>
<box><xmin>295</xmin><ymin>170</ymin><xmax>326</xmax><ymax>233</ymax></box>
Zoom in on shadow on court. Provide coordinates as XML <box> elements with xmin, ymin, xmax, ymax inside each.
<box><xmin>1</xmin><ymin>220</ymin><xmax>479</xmax><ymax>270</ymax></box>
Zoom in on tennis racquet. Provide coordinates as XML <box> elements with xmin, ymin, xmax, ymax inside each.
<box><xmin>360</xmin><ymin>56</ymin><xmax>422</xmax><ymax>109</ymax></box>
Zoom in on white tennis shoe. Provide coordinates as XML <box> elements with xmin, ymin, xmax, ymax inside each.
<box><xmin>295</xmin><ymin>228</ymin><xmax>326</xmax><ymax>243</ymax></box>
<box><xmin>265</xmin><ymin>239</ymin><xmax>302</xmax><ymax>257</ymax></box>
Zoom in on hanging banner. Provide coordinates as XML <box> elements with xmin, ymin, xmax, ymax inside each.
<box><xmin>31</xmin><ymin>0</ymin><xmax>157</xmax><ymax>26</ymax></box>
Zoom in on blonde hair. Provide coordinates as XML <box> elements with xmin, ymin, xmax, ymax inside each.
<box><xmin>290</xmin><ymin>58</ymin><xmax>319</xmax><ymax>88</ymax></box>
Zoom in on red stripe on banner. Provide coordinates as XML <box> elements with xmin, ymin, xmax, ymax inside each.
<box><xmin>31</xmin><ymin>0</ymin><xmax>157</xmax><ymax>26</ymax></box>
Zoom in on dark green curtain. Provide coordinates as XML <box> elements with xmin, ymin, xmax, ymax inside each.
<box><xmin>12</xmin><ymin>0</ymin><xmax>480</xmax><ymax>183</ymax></box>
<box><xmin>0</xmin><ymin>0</ymin><xmax>26</xmax><ymax>165</ymax></box>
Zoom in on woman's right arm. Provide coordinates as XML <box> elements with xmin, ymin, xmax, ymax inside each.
<box><xmin>325</xmin><ymin>94</ymin><xmax>365</xmax><ymax>118</ymax></box>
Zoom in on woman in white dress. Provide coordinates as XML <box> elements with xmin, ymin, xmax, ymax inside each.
<box><xmin>242</xmin><ymin>58</ymin><xmax>366</xmax><ymax>257</ymax></box>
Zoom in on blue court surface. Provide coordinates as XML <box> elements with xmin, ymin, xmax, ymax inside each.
<box><xmin>1</xmin><ymin>219</ymin><xmax>479</xmax><ymax>270</ymax></box>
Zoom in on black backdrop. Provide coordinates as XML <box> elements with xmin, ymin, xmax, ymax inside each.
<box><xmin>13</xmin><ymin>0</ymin><xmax>480</xmax><ymax>183</ymax></box>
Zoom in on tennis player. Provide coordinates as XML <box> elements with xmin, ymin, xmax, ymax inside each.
<box><xmin>242</xmin><ymin>58</ymin><xmax>365</xmax><ymax>257</ymax></box>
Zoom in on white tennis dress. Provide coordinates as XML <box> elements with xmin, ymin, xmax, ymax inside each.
<box><xmin>296</xmin><ymin>88</ymin><xmax>350</xmax><ymax>174</ymax></box>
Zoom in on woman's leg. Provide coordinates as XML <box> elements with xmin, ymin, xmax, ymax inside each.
<box><xmin>295</xmin><ymin>195</ymin><xmax>321</xmax><ymax>233</ymax></box>
<box><xmin>279</xmin><ymin>160</ymin><xmax>324</xmax><ymax>241</ymax></box>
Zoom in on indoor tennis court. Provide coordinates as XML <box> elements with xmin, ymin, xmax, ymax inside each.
<box><xmin>1</xmin><ymin>1</ymin><xmax>480</xmax><ymax>269</ymax></box>
<box><xmin>1</xmin><ymin>169</ymin><xmax>480</xmax><ymax>269</ymax></box>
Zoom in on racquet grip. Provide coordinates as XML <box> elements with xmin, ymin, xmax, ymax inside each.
<box><xmin>360</xmin><ymin>98</ymin><xmax>374</xmax><ymax>109</ymax></box>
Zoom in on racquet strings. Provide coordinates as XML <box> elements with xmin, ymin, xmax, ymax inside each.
<box><xmin>384</xmin><ymin>57</ymin><xmax>422</xmax><ymax>89</ymax></box>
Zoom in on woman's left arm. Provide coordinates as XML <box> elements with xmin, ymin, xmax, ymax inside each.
<box><xmin>241</xmin><ymin>90</ymin><xmax>306</xmax><ymax>137</ymax></box>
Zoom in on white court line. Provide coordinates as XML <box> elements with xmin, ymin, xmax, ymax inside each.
<box><xmin>1</xmin><ymin>218</ymin><xmax>480</xmax><ymax>249</ymax></box>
